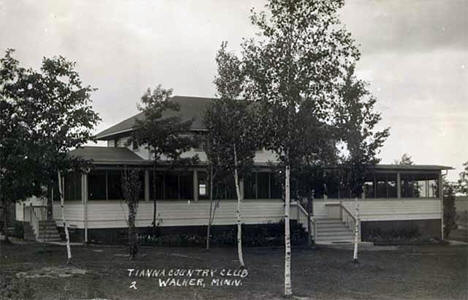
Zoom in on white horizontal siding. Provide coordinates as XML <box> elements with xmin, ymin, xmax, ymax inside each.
<box><xmin>53</xmin><ymin>201</ymin><xmax>84</xmax><ymax>227</ymax></box>
<box><xmin>313</xmin><ymin>198</ymin><xmax>441</xmax><ymax>221</ymax></box>
<box><xmin>54</xmin><ymin>199</ymin><xmax>284</xmax><ymax>229</ymax></box>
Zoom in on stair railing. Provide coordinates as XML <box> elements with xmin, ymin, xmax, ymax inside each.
<box><xmin>27</xmin><ymin>204</ymin><xmax>48</xmax><ymax>239</ymax></box>
<box><xmin>296</xmin><ymin>202</ymin><xmax>316</xmax><ymax>239</ymax></box>
<box><xmin>340</xmin><ymin>201</ymin><xmax>361</xmax><ymax>241</ymax></box>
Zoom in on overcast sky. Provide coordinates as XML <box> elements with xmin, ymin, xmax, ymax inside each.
<box><xmin>1</xmin><ymin>0</ymin><xmax>466</xmax><ymax>181</ymax></box>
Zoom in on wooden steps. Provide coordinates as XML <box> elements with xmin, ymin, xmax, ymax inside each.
<box><xmin>315</xmin><ymin>218</ymin><xmax>354</xmax><ymax>243</ymax></box>
<box><xmin>24</xmin><ymin>220</ymin><xmax>62</xmax><ymax>242</ymax></box>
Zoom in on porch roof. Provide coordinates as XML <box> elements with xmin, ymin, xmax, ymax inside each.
<box><xmin>372</xmin><ymin>164</ymin><xmax>453</xmax><ymax>171</ymax></box>
<box><xmin>69</xmin><ymin>146</ymin><xmax>151</xmax><ymax>165</ymax></box>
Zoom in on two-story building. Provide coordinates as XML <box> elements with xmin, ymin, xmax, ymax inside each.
<box><xmin>16</xmin><ymin>96</ymin><xmax>451</xmax><ymax>244</ymax></box>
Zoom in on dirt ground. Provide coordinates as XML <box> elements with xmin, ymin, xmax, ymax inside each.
<box><xmin>0</xmin><ymin>241</ymin><xmax>467</xmax><ymax>300</ymax></box>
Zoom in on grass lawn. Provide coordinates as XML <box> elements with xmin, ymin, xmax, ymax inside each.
<box><xmin>0</xmin><ymin>241</ymin><xmax>467</xmax><ymax>299</ymax></box>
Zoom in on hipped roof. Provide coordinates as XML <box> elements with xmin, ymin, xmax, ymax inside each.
<box><xmin>95</xmin><ymin>96</ymin><xmax>214</xmax><ymax>140</ymax></box>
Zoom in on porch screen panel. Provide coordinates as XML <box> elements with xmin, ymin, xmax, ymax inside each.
<box><xmin>401</xmin><ymin>174</ymin><xmax>418</xmax><ymax>198</ymax></box>
<box><xmin>257</xmin><ymin>172</ymin><xmax>270</xmax><ymax>198</ymax></box>
<box><xmin>364</xmin><ymin>174</ymin><xmax>375</xmax><ymax>198</ymax></box>
<box><xmin>149</xmin><ymin>171</ymin><xmax>164</xmax><ymax>200</ymax></box>
<box><xmin>375</xmin><ymin>173</ymin><xmax>387</xmax><ymax>198</ymax></box>
<box><xmin>88</xmin><ymin>170</ymin><xmax>106</xmax><ymax>200</ymax></box>
<box><xmin>64</xmin><ymin>172</ymin><xmax>82</xmax><ymax>201</ymax></box>
<box><xmin>226</xmin><ymin>179</ymin><xmax>237</xmax><ymax>199</ymax></box>
<box><xmin>244</xmin><ymin>173</ymin><xmax>257</xmax><ymax>199</ymax></box>
<box><xmin>138</xmin><ymin>170</ymin><xmax>145</xmax><ymax>200</ymax></box>
<box><xmin>387</xmin><ymin>174</ymin><xmax>397</xmax><ymax>198</ymax></box>
<box><xmin>179</xmin><ymin>172</ymin><xmax>193</xmax><ymax>199</ymax></box>
<box><xmin>428</xmin><ymin>179</ymin><xmax>439</xmax><ymax>198</ymax></box>
<box><xmin>270</xmin><ymin>172</ymin><xmax>282</xmax><ymax>199</ymax></box>
<box><xmin>108</xmin><ymin>170</ymin><xmax>123</xmax><ymax>200</ymax></box>
<box><xmin>165</xmin><ymin>173</ymin><xmax>179</xmax><ymax>199</ymax></box>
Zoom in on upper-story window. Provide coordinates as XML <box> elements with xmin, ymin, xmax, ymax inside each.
<box><xmin>193</xmin><ymin>132</ymin><xmax>206</xmax><ymax>152</ymax></box>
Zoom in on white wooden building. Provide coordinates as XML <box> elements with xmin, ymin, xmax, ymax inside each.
<box><xmin>16</xmin><ymin>96</ymin><xmax>451</xmax><ymax>244</ymax></box>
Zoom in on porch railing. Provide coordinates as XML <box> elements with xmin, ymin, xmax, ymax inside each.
<box><xmin>24</xmin><ymin>204</ymin><xmax>48</xmax><ymax>238</ymax></box>
<box><xmin>340</xmin><ymin>201</ymin><xmax>361</xmax><ymax>242</ymax></box>
<box><xmin>296</xmin><ymin>202</ymin><xmax>316</xmax><ymax>239</ymax></box>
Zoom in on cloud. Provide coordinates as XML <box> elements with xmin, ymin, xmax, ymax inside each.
<box><xmin>0</xmin><ymin>0</ymin><xmax>465</xmax><ymax>180</ymax></box>
<box><xmin>341</xmin><ymin>0</ymin><xmax>468</xmax><ymax>55</ymax></box>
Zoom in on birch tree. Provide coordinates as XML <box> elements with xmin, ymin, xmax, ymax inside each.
<box><xmin>57</xmin><ymin>172</ymin><xmax>72</xmax><ymax>264</ymax></box>
<box><xmin>334</xmin><ymin>65</ymin><xmax>389</xmax><ymax>263</ymax></box>
<box><xmin>204</xmin><ymin>44</ymin><xmax>260</xmax><ymax>265</ymax></box>
<box><xmin>237</xmin><ymin>0</ymin><xmax>360</xmax><ymax>295</ymax></box>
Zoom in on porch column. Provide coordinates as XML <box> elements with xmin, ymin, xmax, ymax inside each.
<box><xmin>81</xmin><ymin>173</ymin><xmax>88</xmax><ymax>243</ymax></box>
<box><xmin>397</xmin><ymin>172</ymin><xmax>401</xmax><ymax>199</ymax></box>
<box><xmin>439</xmin><ymin>171</ymin><xmax>444</xmax><ymax>240</ymax></box>
<box><xmin>193</xmin><ymin>170</ymin><xmax>199</xmax><ymax>201</ymax></box>
<box><xmin>144</xmin><ymin>170</ymin><xmax>150</xmax><ymax>202</ymax></box>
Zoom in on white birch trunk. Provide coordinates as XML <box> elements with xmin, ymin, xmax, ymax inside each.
<box><xmin>353</xmin><ymin>196</ymin><xmax>360</xmax><ymax>263</ymax></box>
<box><xmin>284</xmin><ymin>165</ymin><xmax>292</xmax><ymax>296</ymax></box>
<box><xmin>58</xmin><ymin>171</ymin><xmax>72</xmax><ymax>264</ymax></box>
<box><xmin>233</xmin><ymin>145</ymin><xmax>245</xmax><ymax>267</ymax></box>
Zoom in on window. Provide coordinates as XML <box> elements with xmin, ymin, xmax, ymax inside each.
<box><xmin>193</xmin><ymin>133</ymin><xmax>206</xmax><ymax>151</ymax></box>
<box><xmin>198</xmin><ymin>171</ymin><xmax>208</xmax><ymax>199</ymax></box>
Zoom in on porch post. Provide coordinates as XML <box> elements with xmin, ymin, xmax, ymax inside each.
<box><xmin>397</xmin><ymin>172</ymin><xmax>401</xmax><ymax>199</ymax></box>
<box><xmin>439</xmin><ymin>171</ymin><xmax>444</xmax><ymax>240</ymax></box>
<box><xmin>144</xmin><ymin>170</ymin><xmax>150</xmax><ymax>202</ymax></box>
<box><xmin>193</xmin><ymin>170</ymin><xmax>199</xmax><ymax>201</ymax></box>
<box><xmin>82</xmin><ymin>173</ymin><xmax>88</xmax><ymax>243</ymax></box>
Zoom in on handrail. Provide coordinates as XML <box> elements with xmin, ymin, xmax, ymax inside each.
<box><xmin>296</xmin><ymin>202</ymin><xmax>316</xmax><ymax>239</ymax></box>
<box><xmin>26</xmin><ymin>205</ymin><xmax>48</xmax><ymax>240</ymax></box>
<box><xmin>339</xmin><ymin>200</ymin><xmax>361</xmax><ymax>242</ymax></box>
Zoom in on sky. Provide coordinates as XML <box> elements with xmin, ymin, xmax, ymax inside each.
<box><xmin>0</xmin><ymin>0</ymin><xmax>466</xmax><ymax>181</ymax></box>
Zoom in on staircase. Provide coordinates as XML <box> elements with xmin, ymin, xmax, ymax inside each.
<box><xmin>23</xmin><ymin>205</ymin><xmax>62</xmax><ymax>242</ymax></box>
<box><xmin>24</xmin><ymin>220</ymin><xmax>62</xmax><ymax>242</ymax></box>
<box><xmin>295</xmin><ymin>202</ymin><xmax>358</xmax><ymax>245</ymax></box>
<box><xmin>314</xmin><ymin>218</ymin><xmax>354</xmax><ymax>244</ymax></box>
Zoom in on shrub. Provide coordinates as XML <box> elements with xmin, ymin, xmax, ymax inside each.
<box><xmin>443</xmin><ymin>183</ymin><xmax>457</xmax><ymax>238</ymax></box>
<box><xmin>13</xmin><ymin>221</ymin><xmax>24</xmax><ymax>238</ymax></box>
